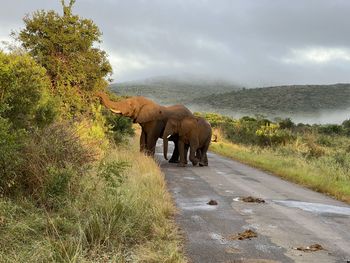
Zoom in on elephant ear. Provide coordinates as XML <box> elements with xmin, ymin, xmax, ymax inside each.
<box><xmin>135</xmin><ymin>104</ymin><xmax>163</xmax><ymax>123</ymax></box>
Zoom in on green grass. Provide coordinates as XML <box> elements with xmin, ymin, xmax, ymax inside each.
<box><xmin>0</xmin><ymin>135</ymin><xmax>186</xmax><ymax>263</ymax></box>
<box><xmin>210</xmin><ymin>132</ymin><xmax>350</xmax><ymax>204</ymax></box>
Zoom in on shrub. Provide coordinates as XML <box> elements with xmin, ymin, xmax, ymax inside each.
<box><xmin>74</xmin><ymin>105</ymin><xmax>110</xmax><ymax>158</ymax></box>
<box><xmin>277</xmin><ymin>118</ymin><xmax>295</xmax><ymax>129</ymax></box>
<box><xmin>342</xmin><ymin>119</ymin><xmax>350</xmax><ymax>136</ymax></box>
<box><xmin>34</xmin><ymin>94</ymin><xmax>59</xmax><ymax>128</ymax></box>
<box><xmin>98</xmin><ymin>160</ymin><xmax>130</xmax><ymax>188</ymax></box>
<box><xmin>19</xmin><ymin>122</ymin><xmax>95</xmax><ymax>207</ymax></box>
<box><xmin>103</xmin><ymin>109</ymin><xmax>134</xmax><ymax>144</ymax></box>
<box><xmin>317</xmin><ymin>124</ymin><xmax>343</xmax><ymax>135</ymax></box>
<box><xmin>0</xmin><ymin>51</ymin><xmax>52</xmax><ymax>128</ymax></box>
<box><xmin>0</xmin><ymin>117</ymin><xmax>25</xmax><ymax>195</ymax></box>
<box><xmin>256</xmin><ymin>123</ymin><xmax>293</xmax><ymax>146</ymax></box>
<box><xmin>295</xmin><ymin>134</ymin><xmax>325</xmax><ymax>159</ymax></box>
<box><xmin>195</xmin><ymin>112</ymin><xmax>235</xmax><ymax>128</ymax></box>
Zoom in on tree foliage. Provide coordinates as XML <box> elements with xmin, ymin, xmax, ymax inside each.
<box><xmin>17</xmin><ymin>1</ymin><xmax>112</xmax><ymax>116</ymax></box>
<box><xmin>0</xmin><ymin>51</ymin><xmax>53</xmax><ymax>128</ymax></box>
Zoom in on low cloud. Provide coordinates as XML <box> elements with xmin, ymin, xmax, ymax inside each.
<box><xmin>1</xmin><ymin>0</ymin><xmax>350</xmax><ymax>85</ymax></box>
<box><xmin>282</xmin><ymin>47</ymin><xmax>350</xmax><ymax>64</ymax></box>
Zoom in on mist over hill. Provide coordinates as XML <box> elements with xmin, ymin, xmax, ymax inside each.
<box><xmin>110</xmin><ymin>77</ymin><xmax>350</xmax><ymax>124</ymax></box>
<box><xmin>110</xmin><ymin>75</ymin><xmax>241</xmax><ymax>105</ymax></box>
<box><xmin>192</xmin><ymin>83</ymin><xmax>350</xmax><ymax>123</ymax></box>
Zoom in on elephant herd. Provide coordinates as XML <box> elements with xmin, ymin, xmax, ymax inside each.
<box><xmin>97</xmin><ymin>92</ymin><xmax>212</xmax><ymax>167</ymax></box>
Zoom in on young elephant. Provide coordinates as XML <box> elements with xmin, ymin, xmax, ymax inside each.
<box><xmin>163</xmin><ymin>117</ymin><xmax>212</xmax><ymax>166</ymax></box>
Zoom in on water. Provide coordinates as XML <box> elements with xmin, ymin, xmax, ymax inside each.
<box><xmin>273</xmin><ymin>200</ymin><xmax>350</xmax><ymax>216</ymax></box>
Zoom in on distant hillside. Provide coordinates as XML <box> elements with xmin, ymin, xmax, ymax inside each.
<box><xmin>110</xmin><ymin>75</ymin><xmax>240</xmax><ymax>105</ymax></box>
<box><xmin>192</xmin><ymin>83</ymin><xmax>350</xmax><ymax>116</ymax></box>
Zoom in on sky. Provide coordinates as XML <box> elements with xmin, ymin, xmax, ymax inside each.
<box><xmin>1</xmin><ymin>0</ymin><xmax>350</xmax><ymax>86</ymax></box>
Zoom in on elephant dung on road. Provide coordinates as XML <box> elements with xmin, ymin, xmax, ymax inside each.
<box><xmin>163</xmin><ymin>116</ymin><xmax>212</xmax><ymax>167</ymax></box>
<box><xmin>96</xmin><ymin>92</ymin><xmax>193</xmax><ymax>161</ymax></box>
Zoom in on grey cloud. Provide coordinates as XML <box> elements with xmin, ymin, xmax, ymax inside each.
<box><xmin>1</xmin><ymin>0</ymin><xmax>350</xmax><ymax>85</ymax></box>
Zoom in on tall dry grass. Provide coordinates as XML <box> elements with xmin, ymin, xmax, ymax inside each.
<box><xmin>0</xmin><ymin>134</ymin><xmax>186</xmax><ymax>262</ymax></box>
<box><xmin>211</xmin><ymin>128</ymin><xmax>350</xmax><ymax>203</ymax></box>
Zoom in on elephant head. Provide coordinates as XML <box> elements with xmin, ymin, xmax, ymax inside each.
<box><xmin>96</xmin><ymin>92</ymin><xmax>162</xmax><ymax>123</ymax></box>
<box><xmin>163</xmin><ymin>119</ymin><xmax>180</xmax><ymax>160</ymax></box>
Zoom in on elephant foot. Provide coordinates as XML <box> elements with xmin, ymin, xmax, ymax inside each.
<box><xmin>177</xmin><ymin>163</ymin><xmax>186</xmax><ymax>167</ymax></box>
<box><xmin>169</xmin><ymin>158</ymin><xmax>179</xmax><ymax>163</ymax></box>
<box><xmin>190</xmin><ymin>158</ymin><xmax>199</xmax><ymax>166</ymax></box>
<box><xmin>199</xmin><ymin>162</ymin><xmax>208</xmax><ymax>167</ymax></box>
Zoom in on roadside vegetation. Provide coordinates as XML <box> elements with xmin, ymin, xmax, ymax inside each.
<box><xmin>0</xmin><ymin>1</ymin><xmax>185</xmax><ymax>262</ymax></box>
<box><xmin>196</xmin><ymin>113</ymin><xmax>350</xmax><ymax>203</ymax></box>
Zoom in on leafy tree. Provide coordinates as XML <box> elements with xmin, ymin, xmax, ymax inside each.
<box><xmin>0</xmin><ymin>50</ymin><xmax>53</xmax><ymax>128</ymax></box>
<box><xmin>17</xmin><ymin>0</ymin><xmax>112</xmax><ymax>116</ymax></box>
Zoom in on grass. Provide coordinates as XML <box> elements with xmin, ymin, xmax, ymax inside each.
<box><xmin>210</xmin><ymin>129</ymin><xmax>350</xmax><ymax>204</ymax></box>
<box><xmin>0</xmin><ymin>134</ymin><xmax>186</xmax><ymax>263</ymax></box>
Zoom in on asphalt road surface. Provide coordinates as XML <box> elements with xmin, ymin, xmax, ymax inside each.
<box><xmin>155</xmin><ymin>141</ymin><xmax>350</xmax><ymax>263</ymax></box>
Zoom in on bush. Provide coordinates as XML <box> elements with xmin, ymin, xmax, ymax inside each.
<box><xmin>98</xmin><ymin>160</ymin><xmax>130</xmax><ymax>188</ymax></box>
<box><xmin>195</xmin><ymin>112</ymin><xmax>234</xmax><ymax>128</ymax></box>
<box><xmin>256</xmin><ymin>123</ymin><xmax>293</xmax><ymax>146</ymax></box>
<box><xmin>0</xmin><ymin>117</ymin><xmax>25</xmax><ymax>196</ymax></box>
<box><xmin>277</xmin><ymin>118</ymin><xmax>295</xmax><ymax>129</ymax></box>
<box><xmin>103</xmin><ymin>109</ymin><xmax>134</xmax><ymax>144</ymax></box>
<box><xmin>317</xmin><ymin>124</ymin><xmax>343</xmax><ymax>135</ymax></box>
<box><xmin>199</xmin><ymin>113</ymin><xmax>295</xmax><ymax>147</ymax></box>
<box><xmin>295</xmin><ymin>134</ymin><xmax>325</xmax><ymax>159</ymax></box>
<box><xmin>1</xmin><ymin>122</ymin><xmax>96</xmax><ymax>207</ymax></box>
<box><xmin>342</xmin><ymin>119</ymin><xmax>350</xmax><ymax>136</ymax></box>
<box><xmin>0</xmin><ymin>51</ymin><xmax>52</xmax><ymax>128</ymax></box>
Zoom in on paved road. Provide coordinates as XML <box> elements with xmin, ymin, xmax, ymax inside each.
<box><xmin>156</xmin><ymin>142</ymin><xmax>350</xmax><ymax>263</ymax></box>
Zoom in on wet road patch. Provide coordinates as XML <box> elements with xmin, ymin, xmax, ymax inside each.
<box><xmin>273</xmin><ymin>200</ymin><xmax>350</xmax><ymax>216</ymax></box>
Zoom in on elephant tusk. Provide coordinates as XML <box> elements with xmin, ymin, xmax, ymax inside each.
<box><xmin>110</xmin><ymin>109</ymin><xmax>122</xmax><ymax>114</ymax></box>
<box><xmin>167</xmin><ymin>135</ymin><xmax>172</xmax><ymax>138</ymax></box>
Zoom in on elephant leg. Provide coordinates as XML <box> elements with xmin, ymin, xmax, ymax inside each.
<box><xmin>196</xmin><ymin>149</ymin><xmax>202</xmax><ymax>161</ymax></box>
<box><xmin>177</xmin><ymin>140</ymin><xmax>187</xmax><ymax>167</ymax></box>
<box><xmin>145</xmin><ymin>133</ymin><xmax>158</xmax><ymax>156</ymax></box>
<box><xmin>199</xmin><ymin>141</ymin><xmax>210</xmax><ymax>166</ymax></box>
<box><xmin>169</xmin><ymin>135</ymin><xmax>180</xmax><ymax>163</ymax></box>
<box><xmin>189</xmin><ymin>146</ymin><xmax>199</xmax><ymax>166</ymax></box>
<box><xmin>140</xmin><ymin>129</ymin><xmax>146</xmax><ymax>153</ymax></box>
<box><xmin>184</xmin><ymin>144</ymin><xmax>189</xmax><ymax>164</ymax></box>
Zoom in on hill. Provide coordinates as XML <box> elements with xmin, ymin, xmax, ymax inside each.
<box><xmin>110</xmin><ymin>75</ymin><xmax>240</xmax><ymax>105</ymax></box>
<box><xmin>192</xmin><ymin>83</ymin><xmax>350</xmax><ymax>116</ymax></box>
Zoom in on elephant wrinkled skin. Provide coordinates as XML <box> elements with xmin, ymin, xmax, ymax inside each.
<box><xmin>96</xmin><ymin>92</ymin><xmax>193</xmax><ymax>160</ymax></box>
<box><xmin>163</xmin><ymin>116</ymin><xmax>212</xmax><ymax>167</ymax></box>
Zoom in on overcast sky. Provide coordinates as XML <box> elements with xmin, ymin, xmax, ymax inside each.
<box><xmin>1</xmin><ymin>0</ymin><xmax>350</xmax><ymax>86</ymax></box>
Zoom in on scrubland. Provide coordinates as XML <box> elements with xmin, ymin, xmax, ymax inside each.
<box><xmin>0</xmin><ymin>3</ymin><xmax>185</xmax><ymax>262</ymax></box>
<box><xmin>197</xmin><ymin>113</ymin><xmax>350</xmax><ymax>203</ymax></box>
<box><xmin>0</xmin><ymin>126</ymin><xmax>185</xmax><ymax>262</ymax></box>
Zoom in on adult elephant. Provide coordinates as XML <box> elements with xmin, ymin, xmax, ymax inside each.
<box><xmin>96</xmin><ymin>92</ymin><xmax>193</xmax><ymax>161</ymax></box>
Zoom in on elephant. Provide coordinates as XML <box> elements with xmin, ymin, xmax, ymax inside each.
<box><xmin>96</xmin><ymin>92</ymin><xmax>193</xmax><ymax>161</ymax></box>
<box><xmin>163</xmin><ymin>116</ymin><xmax>212</xmax><ymax>167</ymax></box>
